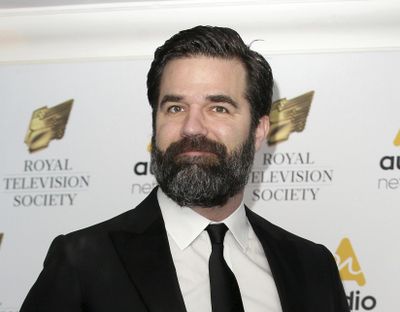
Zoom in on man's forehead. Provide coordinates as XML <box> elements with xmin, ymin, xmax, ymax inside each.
<box><xmin>159</xmin><ymin>56</ymin><xmax>247</xmax><ymax>92</ymax></box>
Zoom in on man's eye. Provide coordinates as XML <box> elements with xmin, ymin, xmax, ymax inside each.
<box><xmin>212</xmin><ymin>106</ymin><xmax>229</xmax><ymax>113</ymax></box>
<box><xmin>167</xmin><ymin>105</ymin><xmax>183</xmax><ymax>113</ymax></box>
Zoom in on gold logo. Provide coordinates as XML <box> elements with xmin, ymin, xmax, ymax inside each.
<box><xmin>394</xmin><ymin>130</ymin><xmax>400</xmax><ymax>146</ymax></box>
<box><xmin>267</xmin><ymin>91</ymin><xmax>314</xmax><ymax>145</ymax></box>
<box><xmin>335</xmin><ymin>237</ymin><xmax>366</xmax><ymax>286</ymax></box>
<box><xmin>24</xmin><ymin>99</ymin><xmax>74</xmax><ymax>153</ymax></box>
<box><xmin>147</xmin><ymin>142</ymin><xmax>152</xmax><ymax>153</ymax></box>
<box><xmin>0</xmin><ymin>233</ymin><xmax>3</xmax><ymax>248</ymax></box>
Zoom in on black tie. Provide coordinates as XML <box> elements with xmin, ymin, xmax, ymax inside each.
<box><xmin>206</xmin><ymin>224</ymin><xmax>245</xmax><ymax>312</ymax></box>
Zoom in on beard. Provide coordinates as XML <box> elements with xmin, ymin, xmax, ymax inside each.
<box><xmin>150</xmin><ymin>132</ymin><xmax>256</xmax><ymax>208</ymax></box>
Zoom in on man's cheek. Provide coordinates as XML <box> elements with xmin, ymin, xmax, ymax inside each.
<box><xmin>156</xmin><ymin>127</ymin><xmax>180</xmax><ymax>148</ymax></box>
<box><xmin>154</xmin><ymin>134</ymin><xmax>169</xmax><ymax>152</ymax></box>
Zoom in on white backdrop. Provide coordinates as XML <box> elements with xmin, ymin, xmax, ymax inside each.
<box><xmin>1</xmin><ymin>50</ymin><xmax>399</xmax><ymax>311</ymax></box>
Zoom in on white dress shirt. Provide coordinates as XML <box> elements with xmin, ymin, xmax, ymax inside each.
<box><xmin>157</xmin><ymin>189</ymin><xmax>282</xmax><ymax>312</ymax></box>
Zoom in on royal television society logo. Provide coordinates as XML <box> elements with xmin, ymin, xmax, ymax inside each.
<box><xmin>2</xmin><ymin>159</ymin><xmax>90</xmax><ymax>207</ymax></box>
<box><xmin>267</xmin><ymin>91</ymin><xmax>314</xmax><ymax>145</ymax></box>
<box><xmin>1</xmin><ymin>100</ymin><xmax>91</xmax><ymax>208</ymax></box>
<box><xmin>25</xmin><ymin>99</ymin><xmax>73</xmax><ymax>153</ymax></box>
<box><xmin>248</xmin><ymin>91</ymin><xmax>334</xmax><ymax>202</ymax></box>
<box><xmin>335</xmin><ymin>238</ymin><xmax>377</xmax><ymax>311</ymax></box>
<box><xmin>377</xmin><ymin>129</ymin><xmax>400</xmax><ymax>190</ymax></box>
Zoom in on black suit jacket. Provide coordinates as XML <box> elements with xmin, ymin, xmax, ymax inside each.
<box><xmin>21</xmin><ymin>188</ymin><xmax>349</xmax><ymax>312</ymax></box>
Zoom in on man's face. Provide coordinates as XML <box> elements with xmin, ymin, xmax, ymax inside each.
<box><xmin>155</xmin><ymin>56</ymin><xmax>255</xmax><ymax>154</ymax></box>
<box><xmin>151</xmin><ymin>56</ymin><xmax>268</xmax><ymax>207</ymax></box>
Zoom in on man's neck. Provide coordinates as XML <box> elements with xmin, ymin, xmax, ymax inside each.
<box><xmin>190</xmin><ymin>191</ymin><xmax>244</xmax><ymax>222</ymax></box>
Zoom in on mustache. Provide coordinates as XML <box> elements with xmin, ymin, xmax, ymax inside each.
<box><xmin>162</xmin><ymin>136</ymin><xmax>227</xmax><ymax>160</ymax></box>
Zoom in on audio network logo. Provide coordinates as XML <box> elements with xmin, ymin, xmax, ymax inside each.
<box><xmin>267</xmin><ymin>91</ymin><xmax>314</xmax><ymax>145</ymax></box>
<box><xmin>394</xmin><ymin>130</ymin><xmax>400</xmax><ymax>146</ymax></box>
<box><xmin>25</xmin><ymin>99</ymin><xmax>73</xmax><ymax>152</ymax></box>
<box><xmin>133</xmin><ymin>142</ymin><xmax>152</xmax><ymax>176</ymax></box>
<box><xmin>335</xmin><ymin>238</ymin><xmax>377</xmax><ymax>311</ymax></box>
<box><xmin>132</xmin><ymin>142</ymin><xmax>157</xmax><ymax>195</ymax></box>
<box><xmin>378</xmin><ymin>129</ymin><xmax>400</xmax><ymax>190</ymax></box>
<box><xmin>335</xmin><ymin>238</ymin><xmax>366</xmax><ymax>286</ymax></box>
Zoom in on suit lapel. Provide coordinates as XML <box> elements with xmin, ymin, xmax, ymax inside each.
<box><xmin>110</xmin><ymin>189</ymin><xmax>186</xmax><ymax>312</ymax></box>
<box><xmin>246</xmin><ymin>208</ymin><xmax>308</xmax><ymax>312</ymax></box>
<box><xmin>109</xmin><ymin>190</ymin><xmax>309</xmax><ymax>312</ymax></box>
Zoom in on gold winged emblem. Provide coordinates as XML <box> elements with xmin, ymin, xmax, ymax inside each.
<box><xmin>24</xmin><ymin>99</ymin><xmax>74</xmax><ymax>153</ymax></box>
<box><xmin>394</xmin><ymin>130</ymin><xmax>400</xmax><ymax>146</ymax></box>
<box><xmin>267</xmin><ymin>91</ymin><xmax>314</xmax><ymax>145</ymax></box>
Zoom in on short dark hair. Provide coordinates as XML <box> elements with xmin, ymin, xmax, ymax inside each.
<box><xmin>147</xmin><ymin>25</ymin><xmax>273</xmax><ymax>129</ymax></box>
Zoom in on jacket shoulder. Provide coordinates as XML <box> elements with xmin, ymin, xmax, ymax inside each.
<box><xmin>246</xmin><ymin>207</ymin><xmax>335</xmax><ymax>262</ymax></box>
<box><xmin>67</xmin><ymin>188</ymin><xmax>159</xmax><ymax>238</ymax></box>
<box><xmin>45</xmin><ymin>189</ymin><xmax>161</xmax><ymax>262</ymax></box>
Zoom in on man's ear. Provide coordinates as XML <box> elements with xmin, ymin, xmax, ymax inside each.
<box><xmin>254</xmin><ymin>115</ymin><xmax>269</xmax><ymax>151</ymax></box>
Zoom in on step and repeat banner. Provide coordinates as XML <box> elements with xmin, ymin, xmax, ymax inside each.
<box><xmin>0</xmin><ymin>51</ymin><xmax>399</xmax><ymax>311</ymax></box>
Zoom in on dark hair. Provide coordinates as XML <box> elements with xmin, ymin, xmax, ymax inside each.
<box><xmin>147</xmin><ymin>25</ymin><xmax>273</xmax><ymax>129</ymax></box>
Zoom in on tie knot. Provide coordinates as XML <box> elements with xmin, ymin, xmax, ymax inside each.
<box><xmin>206</xmin><ymin>223</ymin><xmax>228</xmax><ymax>245</ymax></box>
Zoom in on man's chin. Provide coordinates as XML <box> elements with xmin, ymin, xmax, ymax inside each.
<box><xmin>167</xmin><ymin>191</ymin><xmax>231</xmax><ymax>209</ymax></box>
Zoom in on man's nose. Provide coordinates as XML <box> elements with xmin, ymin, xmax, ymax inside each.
<box><xmin>181</xmin><ymin>109</ymin><xmax>208</xmax><ymax>137</ymax></box>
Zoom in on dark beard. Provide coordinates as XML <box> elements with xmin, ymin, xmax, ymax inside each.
<box><xmin>150</xmin><ymin>133</ymin><xmax>255</xmax><ymax>207</ymax></box>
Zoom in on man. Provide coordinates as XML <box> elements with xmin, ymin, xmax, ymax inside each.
<box><xmin>21</xmin><ymin>26</ymin><xmax>349</xmax><ymax>312</ymax></box>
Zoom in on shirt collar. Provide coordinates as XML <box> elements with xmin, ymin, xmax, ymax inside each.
<box><xmin>157</xmin><ymin>188</ymin><xmax>249</xmax><ymax>251</ymax></box>
<box><xmin>221</xmin><ymin>201</ymin><xmax>249</xmax><ymax>251</ymax></box>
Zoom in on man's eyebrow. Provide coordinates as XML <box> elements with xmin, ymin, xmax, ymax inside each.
<box><xmin>206</xmin><ymin>94</ymin><xmax>238</xmax><ymax>108</ymax></box>
<box><xmin>159</xmin><ymin>94</ymin><xmax>183</xmax><ymax>108</ymax></box>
